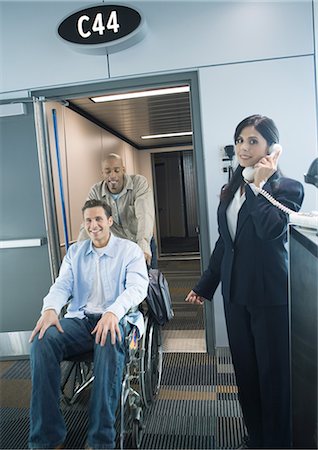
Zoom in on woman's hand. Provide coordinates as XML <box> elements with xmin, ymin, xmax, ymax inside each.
<box><xmin>254</xmin><ymin>145</ymin><xmax>282</xmax><ymax>187</ymax></box>
<box><xmin>185</xmin><ymin>290</ymin><xmax>205</xmax><ymax>305</ymax></box>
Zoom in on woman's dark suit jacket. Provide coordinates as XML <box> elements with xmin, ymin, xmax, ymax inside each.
<box><xmin>194</xmin><ymin>173</ymin><xmax>304</xmax><ymax>307</ymax></box>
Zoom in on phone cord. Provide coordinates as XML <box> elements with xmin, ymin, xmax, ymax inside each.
<box><xmin>255</xmin><ymin>187</ymin><xmax>299</xmax><ymax>216</ymax></box>
<box><xmin>253</xmin><ymin>187</ymin><xmax>318</xmax><ymax>230</ymax></box>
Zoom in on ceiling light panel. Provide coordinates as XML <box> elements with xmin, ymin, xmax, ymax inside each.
<box><xmin>141</xmin><ymin>131</ymin><xmax>193</xmax><ymax>139</ymax></box>
<box><xmin>91</xmin><ymin>85</ymin><xmax>190</xmax><ymax>103</ymax></box>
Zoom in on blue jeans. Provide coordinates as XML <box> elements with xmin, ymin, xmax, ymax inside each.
<box><xmin>29</xmin><ymin>315</ymin><xmax>128</xmax><ymax>449</ymax></box>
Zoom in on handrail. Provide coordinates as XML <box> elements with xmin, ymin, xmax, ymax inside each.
<box><xmin>52</xmin><ymin>109</ymin><xmax>70</xmax><ymax>251</ymax></box>
<box><xmin>0</xmin><ymin>238</ymin><xmax>46</xmax><ymax>249</ymax></box>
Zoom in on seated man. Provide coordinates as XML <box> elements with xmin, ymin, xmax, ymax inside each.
<box><xmin>78</xmin><ymin>153</ymin><xmax>157</xmax><ymax>267</ymax></box>
<box><xmin>28</xmin><ymin>199</ymin><xmax>148</xmax><ymax>450</ymax></box>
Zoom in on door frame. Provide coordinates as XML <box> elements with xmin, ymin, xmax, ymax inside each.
<box><xmin>32</xmin><ymin>71</ymin><xmax>216</xmax><ymax>353</ymax></box>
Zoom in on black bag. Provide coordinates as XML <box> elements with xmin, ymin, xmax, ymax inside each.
<box><xmin>146</xmin><ymin>269</ymin><xmax>174</xmax><ymax>325</ymax></box>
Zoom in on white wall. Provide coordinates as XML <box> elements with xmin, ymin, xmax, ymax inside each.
<box><xmin>0</xmin><ymin>1</ymin><xmax>313</xmax><ymax>93</ymax></box>
<box><xmin>110</xmin><ymin>1</ymin><xmax>313</xmax><ymax>77</ymax></box>
<box><xmin>0</xmin><ymin>1</ymin><xmax>109</xmax><ymax>93</ymax></box>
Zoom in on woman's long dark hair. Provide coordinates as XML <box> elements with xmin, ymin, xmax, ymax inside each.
<box><xmin>221</xmin><ymin>115</ymin><xmax>279</xmax><ymax>201</ymax></box>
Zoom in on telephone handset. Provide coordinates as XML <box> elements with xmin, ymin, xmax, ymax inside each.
<box><xmin>242</xmin><ymin>166</ymin><xmax>256</xmax><ymax>183</ymax></box>
<box><xmin>241</xmin><ymin>143</ymin><xmax>318</xmax><ymax>229</ymax></box>
<box><xmin>242</xmin><ymin>143</ymin><xmax>282</xmax><ymax>183</ymax></box>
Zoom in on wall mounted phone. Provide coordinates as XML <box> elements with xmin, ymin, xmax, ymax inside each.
<box><xmin>242</xmin><ymin>144</ymin><xmax>318</xmax><ymax>229</ymax></box>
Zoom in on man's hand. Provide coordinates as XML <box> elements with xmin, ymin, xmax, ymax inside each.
<box><xmin>92</xmin><ymin>312</ymin><xmax>121</xmax><ymax>346</ymax></box>
<box><xmin>185</xmin><ymin>290</ymin><xmax>205</xmax><ymax>305</ymax></box>
<box><xmin>144</xmin><ymin>252</ymin><xmax>151</xmax><ymax>266</ymax></box>
<box><xmin>29</xmin><ymin>309</ymin><xmax>64</xmax><ymax>343</ymax></box>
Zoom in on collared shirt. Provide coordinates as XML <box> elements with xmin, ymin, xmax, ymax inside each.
<box><xmin>78</xmin><ymin>174</ymin><xmax>155</xmax><ymax>256</ymax></box>
<box><xmin>226</xmin><ymin>187</ymin><xmax>246</xmax><ymax>241</ymax></box>
<box><xmin>42</xmin><ymin>234</ymin><xmax>149</xmax><ymax>336</ymax></box>
<box><xmin>226</xmin><ymin>181</ymin><xmax>265</xmax><ymax>241</ymax></box>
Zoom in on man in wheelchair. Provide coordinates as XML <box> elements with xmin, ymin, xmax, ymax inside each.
<box><xmin>28</xmin><ymin>199</ymin><xmax>149</xmax><ymax>450</ymax></box>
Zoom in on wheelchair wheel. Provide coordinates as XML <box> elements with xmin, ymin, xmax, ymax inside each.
<box><xmin>140</xmin><ymin>315</ymin><xmax>163</xmax><ymax>407</ymax></box>
<box><xmin>61</xmin><ymin>359</ymin><xmax>94</xmax><ymax>405</ymax></box>
<box><xmin>131</xmin><ymin>412</ymin><xmax>144</xmax><ymax>449</ymax></box>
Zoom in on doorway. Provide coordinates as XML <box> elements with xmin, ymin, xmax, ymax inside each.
<box><xmin>153</xmin><ymin>150</ymin><xmax>199</xmax><ymax>257</ymax></box>
<box><xmin>32</xmin><ymin>71</ymin><xmax>215</xmax><ymax>353</ymax></box>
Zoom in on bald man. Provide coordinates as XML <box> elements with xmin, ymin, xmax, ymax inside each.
<box><xmin>79</xmin><ymin>153</ymin><xmax>156</xmax><ymax>266</ymax></box>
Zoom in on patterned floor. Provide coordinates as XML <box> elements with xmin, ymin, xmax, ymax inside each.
<box><xmin>0</xmin><ymin>350</ymin><xmax>244</xmax><ymax>449</ymax></box>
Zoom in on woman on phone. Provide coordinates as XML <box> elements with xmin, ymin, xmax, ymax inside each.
<box><xmin>186</xmin><ymin>115</ymin><xmax>304</xmax><ymax>448</ymax></box>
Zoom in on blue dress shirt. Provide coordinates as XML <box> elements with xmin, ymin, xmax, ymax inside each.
<box><xmin>42</xmin><ymin>234</ymin><xmax>148</xmax><ymax>336</ymax></box>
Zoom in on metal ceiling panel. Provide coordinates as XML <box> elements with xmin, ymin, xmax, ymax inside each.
<box><xmin>67</xmin><ymin>90</ymin><xmax>192</xmax><ymax>149</ymax></box>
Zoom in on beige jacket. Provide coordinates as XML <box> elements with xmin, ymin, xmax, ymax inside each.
<box><xmin>79</xmin><ymin>174</ymin><xmax>155</xmax><ymax>256</ymax></box>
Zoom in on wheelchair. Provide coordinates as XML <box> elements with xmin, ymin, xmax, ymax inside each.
<box><xmin>60</xmin><ymin>309</ymin><xmax>163</xmax><ymax>449</ymax></box>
